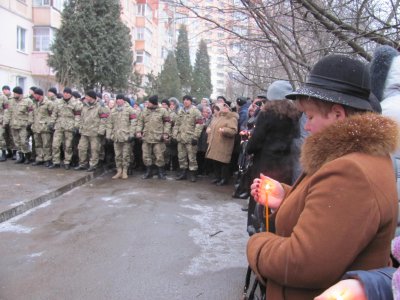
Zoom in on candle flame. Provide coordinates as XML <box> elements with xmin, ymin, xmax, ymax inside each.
<box><xmin>265</xmin><ymin>182</ymin><xmax>272</xmax><ymax>191</ymax></box>
<box><xmin>333</xmin><ymin>291</ymin><xmax>346</xmax><ymax>300</ymax></box>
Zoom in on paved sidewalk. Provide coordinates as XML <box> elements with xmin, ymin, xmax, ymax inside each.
<box><xmin>0</xmin><ymin>160</ymin><xmax>104</xmax><ymax>223</ymax></box>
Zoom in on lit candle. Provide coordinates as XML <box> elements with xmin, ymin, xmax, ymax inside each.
<box><xmin>260</xmin><ymin>178</ymin><xmax>272</xmax><ymax>232</ymax></box>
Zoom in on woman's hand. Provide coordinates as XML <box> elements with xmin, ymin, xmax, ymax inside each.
<box><xmin>250</xmin><ymin>174</ymin><xmax>285</xmax><ymax>209</ymax></box>
<box><xmin>314</xmin><ymin>279</ymin><xmax>367</xmax><ymax>300</ymax></box>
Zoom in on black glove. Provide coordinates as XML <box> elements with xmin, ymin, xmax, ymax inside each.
<box><xmin>73</xmin><ymin>128</ymin><xmax>79</xmax><ymax>135</ymax></box>
<box><xmin>170</xmin><ymin>138</ymin><xmax>177</xmax><ymax>145</ymax></box>
<box><xmin>47</xmin><ymin>123</ymin><xmax>54</xmax><ymax>131</ymax></box>
<box><xmin>26</xmin><ymin>124</ymin><xmax>32</xmax><ymax>131</ymax></box>
<box><xmin>191</xmin><ymin>138</ymin><xmax>198</xmax><ymax>146</ymax></box>
<box><xmin>106</xmin><ymin>138</ymin><xmax>113</xmax><ymax>144</ymax></box>
<box><xmin>128</xmin><ymin>136</ymin><xmax>135</xmax><ymax>143</ymax></box>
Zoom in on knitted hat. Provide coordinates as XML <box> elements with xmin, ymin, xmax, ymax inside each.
<box><xmin>267</xmin><ymin>80</ymin><xmax>293</xmax><ymax>101</ymax></box>
<box><xmin>286</xmin><ymin>54</ymin><xmax>373</xmax><ymax>111</ymax></box>
<box><xmin>13</xmin><ymin>86</ymin><xmax>23</xmax><ymax>95</ymax></box>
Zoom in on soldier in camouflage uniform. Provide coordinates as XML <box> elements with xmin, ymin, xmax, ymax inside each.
<box><xmin>3</xmin><ymin>86</ymin><xmax>34</xmax><ymax>163</ymax></box>
<box><xmin>31</xmin><ymin>88</ymin><xmax>54</xmax><ymax>166</ymax></box>
<box><xmin>136</xmin><ymin>95</ymin><xmax>171</xmax><ymax>180</ymax></box>
<box><xmin>0</xmin><ymin>86</ymin><xmax>10</xmax><ymax>161</ymax></box>
<box><xmin>2</xmin><ymin>85</ymin><xmax>15</xmax><ymax>158</ymax></box>
<box><xmin>48</xmin><ymin>87</ymin><xmax>82</xmax><ymax>169</ymax></box>
<box><xmin>74</xmin><ymin>90</ymin><xmax>109</xmax><ymax>172</ymax></box>
<box><xmin>106</xmin><ymin>94</ymin><xmax>138</xmax><ymax>179</ymax></box>
<box><xmin>47</xmin><ymin>87</ymin><xmax>58</xmax><ymax>102</ymax></box>
<box><xmin>173</xmin><ymin>95</ymin><xmax>204</xmax><ymax>182</ymax></box>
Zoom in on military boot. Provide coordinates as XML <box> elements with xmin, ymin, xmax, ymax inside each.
<box><xmin>24</xmin><ymin>152</ymin><xmax>32</xmax><ymax>164</ymax></box>
<box><xmin>12</xmin><ymin>150</ymin><xmax>17</xmax><ymax>160</ymax></box>
<box><xmin>32</xmin><ymin>160</ymin><xmax>44</xmax><ymax>166</ymax></box>
<box><xmin>15</xmin><ymin>151</ymin><xmax>25</xmax><ymax>164</ymax></box>
<box><xmin>43</xmin><ymin>160</ymin><xmax>51</xmax><ymax>168</ymax></box>
<box><xmin>175</xmin><ymin>169</ymin><xmax>187</xmax><ymax>180</ymax></box>
<box><xmin>6</xmin><ymin>149</ymin><xmax>13</xmax><ymax>158</ymax></box>
<box><xmin>188</xmin><ymin>170</ymin><xmax>197</xmax><ymax>182</ymax></box>
<box><xmin>112</xmin><ymin>168</ymin><xmax>122</xmax><ymax>179</ymax></box>
<box><xmin>142</xmin><ymin>166</ymin><xmax>152</xmax><ymax>179</ymax></box>
<box><xmin>121</xmin><ymin>168</ymin><xmax>128</xmax><ymax>180</ymax></box>
<box><xmin>157</xmin><ymin>167</ymin><xmax>166</xmax><ymax>180</ymax></box>
<box><xmin>0</xmin><ymin>149</ymin><xmax>7</xmax><ymax>162</ymax></box>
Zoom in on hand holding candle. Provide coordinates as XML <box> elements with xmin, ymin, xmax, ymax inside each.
<box><xmin>251</xmin><ymin>174</ymin><xmax>285</xmax><ymax>209</ymax></box>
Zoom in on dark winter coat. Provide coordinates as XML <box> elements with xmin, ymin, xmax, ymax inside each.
<box><xmin>247</xmin><ymin>113</ymin><xmax>399</xmax><ymax>300</ymax></box>
<box><xmin>246</xmin><ymin>100</ymin><xmax>300</xmax><ymax>184</ymax></box>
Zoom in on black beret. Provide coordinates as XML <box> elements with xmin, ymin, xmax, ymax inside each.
<box><xmin>13</xmin><ymin>86</ymin><xmax>23</xmax><ymax>94</ymax></box>
<box><xmin>86</xmin><ymin>90</ymin><xmax>97</xmax><ymax>100</ymax></box>
<box><xmin>48</xmin><ymin>87</ymin><xmax>57</xmax><ymax>94</ymax></box>
<box><xmin>72</xmin><ymin>91</ymin><xmax>81</xmax><ymax>99</ymax></box>
<box><xmin>34</xmin><ymin>88</ymin><xmax>44</xmax><ymax>96</ymax></box>
<box><xmin>116</xmin><ymin>94</ymin><xmax>125</xmax><ymax>100</ymax></box>
<box><xmin>148</xmin><ymin>95</ymin><xmax>158</xmax><ymax>105</ymax></box>
<box><xmin>63</xmin><ymin>87</ymin><xmax>72</xmax><ymax>94</ymax></box>
<box><xmin>2</xmin><ymin>85</ymin><xmax>10</xmax><ymax>91</ymax></box>
<box><xmin>29</xmin><ymin>86</ymin><xmax>37</xmax><ymax>92</ymax></box>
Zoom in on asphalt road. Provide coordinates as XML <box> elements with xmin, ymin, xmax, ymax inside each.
<box><xmin>0</xmin><ymin>173</ymin><xmax>249</xmax><ymax>300</ymax></box>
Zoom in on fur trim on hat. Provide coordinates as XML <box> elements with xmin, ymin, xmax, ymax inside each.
<box><xmin>301</xmin><ymin>113</ymin><xmax>399</xmax><ymax>175</ymax></box>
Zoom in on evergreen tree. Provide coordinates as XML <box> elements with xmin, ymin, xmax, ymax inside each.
<box><xmin>144</xmin><ymin>71</ymin><xmax>160</xmax><ymax>97</ymax></box>
<box><xmin>175</xmin><ymin>25</ymin><xmax>192</xmax><ymax>94</ymax></box>
<box><xmin>48</xmin><ymin>0</ymin><xmax>133</xmax><ymax>91</ymax></box>
<box><xmin>191</xmin><ymin>39</ymin><xmax>213</xmax><ymax>101</ymax></box>
<box><xmin>158</xmin><ymin>51</ymin><xmax>182</xmax><ymax>99</ymax></box>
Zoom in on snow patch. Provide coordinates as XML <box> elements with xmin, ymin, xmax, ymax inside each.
<box><xmin>182</xmin><ymin>202</ymin><xmax>248</xmax><ymax>275</ymax></box>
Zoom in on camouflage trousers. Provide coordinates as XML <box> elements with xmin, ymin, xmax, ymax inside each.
<box><xmin>114</xmin><ymin>142</ymin><xmax>131</xmax><ymax>169</ymax></box>
<box><xmin>177</xmin><ymin>142</ymin><xmax>198</xmax><ymax>171</ymax></box>
<box><xmin>0</xmin><ymin>125</ymin><xmax>5</xmax><ymax>149</ymax></box>
<box><xmin>4</xmin><ymin>125</ymin><xmax>15</xmax><ymax>149</ymax></box>
<box><xmin>142</xmin><ymin>142</ymin><xmax>166</xmax><ymax>167</ymax></box>
<box><xmin>11</xmin><ymin>127</ymin><xmax>29</xmax><ymax>153</ymax></box>
<box><xmin>33</xmin><ymin>132</ymin><xmax>52</xmax><ymax>162</ymax></box>
<box><xmin>78</xmin><ymin>135</ymin><xmax>100</xmax><ymax>167</ymax></box>
<box><xmin>52</xmin><ymin>129</ymin><xmax>74</xmax><ymax>164</ymax></box>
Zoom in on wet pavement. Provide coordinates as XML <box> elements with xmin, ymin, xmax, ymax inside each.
<box><xmin>0</xmin><ymin>162</ymin><xmax>249</xmax><ymax>299</ymax></box>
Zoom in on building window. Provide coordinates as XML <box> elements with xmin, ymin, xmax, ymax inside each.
<box><xmin>217</xmin><ymin>80</ymin><xmax>224</xmax><ymax>85</ymax></box>
<box><xmin>137</xmin><ymin>27</ymin><xmax>144</xmax><ymax>40</ymax></box>
<box><xmin>33</xmin><ymin>27</ymin><xmax>54</xmax><ymax>52</ymax></box>
<box><xmin>17</xmin><ymin>26</ymin><xmax>26</xmax><ymax>52</ymax></box>
<box><xmin>217</xmin><ymin>88</ymin><xmax>225</xmax><ymax>94</ymax></box>
<box><xmin>53</xmin><ymin>0</ymin><xmax>64</xmax><ymax>11</ymax></box>
<box><xmin>217</xmin><ymin>72</ymin><xmax>224</xmax><ymax>77</ymax></box>
<box><xmin>33</xmin><ymin>0</ymin><xmax>50</xmax><ymax>5</ymax></box>
<box><xmin>137</xmin><ymin>4</ymin><xmax>145</xmax><ymax>16</ymax></box>
<box><xmin>136</xmin><ymin>50</ymin><xmax>144</xmax><ymax>63</ymax></box>
<box><xmin>16</xmin><ymin>76</ymin><xmax>26</xmax><ymax>91</ymax></box>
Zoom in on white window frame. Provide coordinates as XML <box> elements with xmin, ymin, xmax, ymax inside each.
<box><xmin>16</xmin><ymin>76</ymin><xmax>26</xmax><ymax>91</ymax></box>
<box><xmin>33</xmin><ymin>27</ymin><xmax>54</xmax><ymax>52</ymax></box>
<box><xmin>17</xmin><ymin>26</ymin><xmax>27</xmax><ymax>52</ymax></box>
<box><xmin>136</xmin><ymin>51</ymin><xmax>144</xmax><ymax>63</ymax></box>
<box><xmin>137</xmin><ymin>27</ymin><xmax>144</xmax><ymax>40</ymax></box>
<box><xmin>33</xmin><ymin>0</ymin><xmax>50</xmax><ymax>6</ymax></box>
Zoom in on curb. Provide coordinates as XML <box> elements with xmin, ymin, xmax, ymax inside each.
<box><xmin>0</xmin><ymin>167</ymin><xmax>108</xmax><ymax>223</ymax></box>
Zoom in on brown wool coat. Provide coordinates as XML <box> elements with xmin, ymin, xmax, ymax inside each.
<box><xmin>206</xmin><ymin>111</ymin><xmax>238</xmax><ymax>163</ymax></box>
<box><xmin>247</xmin><ymin>113</ymin><xmax>399</xmax><ymax>300</ymax></box>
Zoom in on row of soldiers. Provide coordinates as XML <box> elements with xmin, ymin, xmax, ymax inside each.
<box><xmin>0</xmin><ymin>85</ymin><xmax>205</xmax><ymax>181</ymax></box>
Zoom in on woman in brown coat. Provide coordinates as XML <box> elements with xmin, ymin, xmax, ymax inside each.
<box><xmin>206</xmin><ymin>102</ymin><xmax>238</xmax><ymax>185</ymax></box>
<box><xmin>247</xmin><ymin>55</ymin><xmax>399</xmax><ymax>300</ymax></box>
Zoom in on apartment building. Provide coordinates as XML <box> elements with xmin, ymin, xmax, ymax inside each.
<box><xmin>0</xmin><ymin>0</ymin><xmax>61</xmax><ymax>92</ymax></box>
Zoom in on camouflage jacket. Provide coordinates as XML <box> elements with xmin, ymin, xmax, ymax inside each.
<box><xmin>137</xmin><ymin>107</ymin><xmax>171</xmax><ymax>143</ymax></box>
<box><xmin>172</xmin><ymin>106</ymin><xmax>204</xmax><ymax>143</ymax></box>
<box><xmin>106</xmin><ymin>103</ymin><xmax>139</xmax><ymax>142</ymax></box>
<box><xmin>50</xmin><ymin>97</ymin><xmax>82</xmax><ymax>131</ymax></box>
<box><xmin>32</xmin><ymin>97</ymin><xmax>54</xmax><ymax>133</ymax></box>
<box><xmin>0</xmin><ymin>94</ymin><xmax>10</xmax><ymax>125</ymax></box>
<box><xmin>79</xmin><ymin>101</ymin><xmax>109</xmax><ymax>137</ymax></box>
<box><xmin>4</xmin><ymin>96</ymin><xmax>34</xmax><ymax>129</ymax></box>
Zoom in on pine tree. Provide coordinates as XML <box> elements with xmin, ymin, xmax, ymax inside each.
<box><xmin>158</xmin><ymin>51</ymin><xmax>182</xmax><ymax>99</ymax></box>
<box><xmin>48</xmin><ymin>0</ymin><xmax>133</xmax><ymax>91</ymax></box>
<box><xmin>175</xmin><ymin>25</ymin><xmax>192</xmax><ymax>94</ymax></box>
<box><xmin>191</xmin><ymin>39</ymin><xmax>213</xmax><ymax>101</ymax></box>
